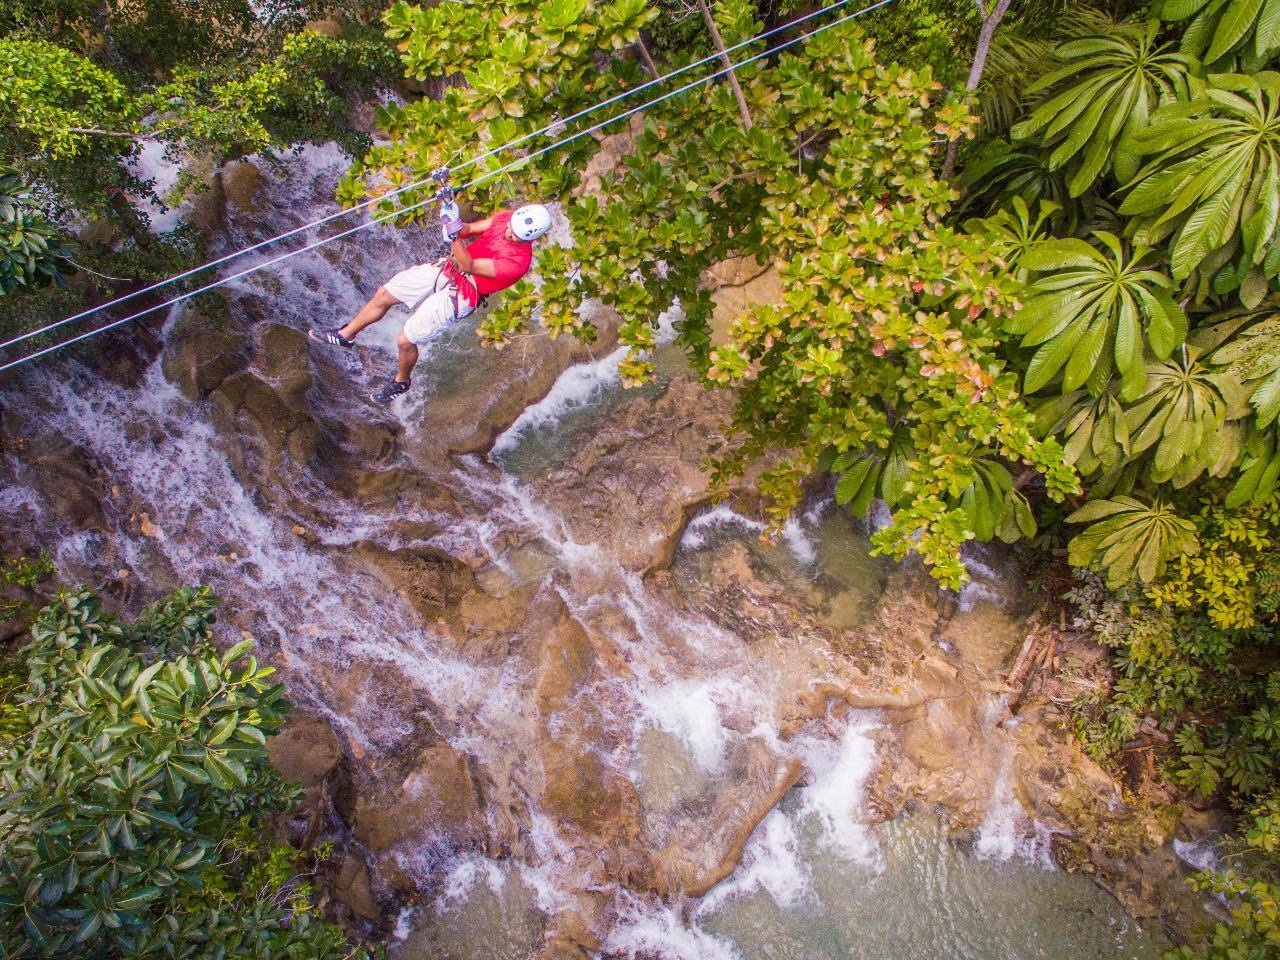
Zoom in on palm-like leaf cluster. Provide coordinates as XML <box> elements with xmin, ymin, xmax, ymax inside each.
<box><xmin>1121</xmin><ymin>72</ymin><xmax>1280</xmax><ymax>304</ymax></box>
<box><xmin>958</xmin><ymin>140</ymin><xmax>1087</xmax><ymax>228</ymax></box>
<box><xmin>1009</xmin><ymin>231</ymin><xmax>1188</xmax><ymax>397</ymax></box>
<box><xmin>1066</xmin><ymin>495</ymin><xmax>1200</xmax><ymax>586</ymax></box>
<box><xmin>1209</xmin><ymin>302</ymin><xmax>1280</xmax><ymax>423</ymax></box>
<box><xmin>1227</xmin><ymin>423</ymin><xmax>1280</xmax><ymax>504</ymax></box>
<box><xmin>957</xmin><ymin>458</ymin><xmax>1038</xmax><ymax>542</ymax></box>
<box><xmin>832</xmin><ymin>428</ymin><xmax>913</xmax><ymax>516</ymax></box>
<box><xmin>1010</xmin><ymin>22</ymin><xmax>1194</xmax><ymax>195</ymax></box>
<box><xmin>960</xmin><ymin>17</ymin><xmax>1280</xmax><ymax>589</ymax></box>
<box><xmin>1124</xmin><ymin>350</ymin><xmax>1245</xmax><ymax>484</ymax></box>
<box><xmin>1035</xmin><ymin>389</ymin><xmax>1131</xmax><ymax>476</ymax></box>
<box><xmin>1164</xmin><ymin>0</ymin><xmax>1280</xmax><ymax>68</ymax></box>
<box><xmin>1034</xmin><ymin>348</ymin><xmax>1243</xmax><ymax>493</ymax></box>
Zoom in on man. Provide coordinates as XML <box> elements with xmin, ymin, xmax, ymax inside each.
<box><xmin>308</xmin><ymin>201</ymin><xmax>552</xmax><ymax>404</ymax></box>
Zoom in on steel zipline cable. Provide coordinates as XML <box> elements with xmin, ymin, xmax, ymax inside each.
<box><xmin>0</xmin><ymin>0</ymin><xmax>896</xmax><ymax>375</ymax></box>
<box><xmin>0</xmin><ymin>0</ymin><xmax>886</xmax><ymax>355</ymax></box>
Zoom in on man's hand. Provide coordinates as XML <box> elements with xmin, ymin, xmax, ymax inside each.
<box><xmin>440</xmin><ymin>200</ymin><xmax>464</xmax><ymax>240</ymax></box>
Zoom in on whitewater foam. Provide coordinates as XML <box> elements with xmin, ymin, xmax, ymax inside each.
<box><xmin>490</xmin><ymin>345</ymin><xmax>628</xmax><ymax>456</ymax></box>
<box><xmin>604</xmin><ymin>893</ymin><xmax>741</xmax><ymax>960</ymax></box>
<box><xmin>697</xmin><ymin>809</ymin><xmax>814</xmax><ymax>914</ymax></box>
<box><xmin>974</xmin><ymin>750</ymin><xmax>1052</xmax><ymax>867</ymax></box>
<box><xmin>636</xmin><ymin>678</ymin><xmax>736</xmax><ymax>773</ymax></box>
<box><xmin>793</xmin><ymin>719</ymin><xmax>882</xmax><ymax>866</ymax></box>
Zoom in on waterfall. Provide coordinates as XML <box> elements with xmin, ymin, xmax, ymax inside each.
<box><xmin>0</xmin><ymin>144</ymin><xmax>1169</xmax><ymax>960</ymax></box>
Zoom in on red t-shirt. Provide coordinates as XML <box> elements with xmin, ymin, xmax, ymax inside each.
<box><xmin>448</xmin><ymin>210</ymin><xmax>533</xmax><ymax>306</ymax></box>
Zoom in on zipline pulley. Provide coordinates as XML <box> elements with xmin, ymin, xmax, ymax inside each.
<box><xmin>431</xmin><ymin>167</ymin><xmax>455</xmax><ymax>203</ymax></box>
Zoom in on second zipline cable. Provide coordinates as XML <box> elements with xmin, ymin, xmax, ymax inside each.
<box><xmin>1</xmin><ymin>0</ymin><xmax>888</xmax><ymax>354</ymax></box>
<box><xmin>0</xmin><ymin>0</ymin><xmax>897</xmax><ymax>375</ymax></box>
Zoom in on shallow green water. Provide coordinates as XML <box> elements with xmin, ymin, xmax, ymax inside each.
<box><xmin>392</xmin><ymin>804</ymin><xmax>1168</xmax><ymax>960</ymax></box>
<box><xmin>699</xmin><ymin>808</ymin><xmax>1167</xmax><ymax>960</ymax></box>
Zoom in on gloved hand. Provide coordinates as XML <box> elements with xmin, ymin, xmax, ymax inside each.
<box><xmin>440</xmin><ymin>199</ymin><xmax>464</xmax><ymax>241</ymax></box>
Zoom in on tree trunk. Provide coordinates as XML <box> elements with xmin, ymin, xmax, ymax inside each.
<box><xmin>697</xmin><ymin>0</ymin><xmax>753</xmax><ymax>130</ymax></box>
<box><xmin>940</xmin><ymin>0</ymin><xmax>1013</xmax><ymax>180</ymax></box>
<box><xmin>634</xmin><ymin>35</ymin><xmax>660</xmax><ymax>79</ymax></box>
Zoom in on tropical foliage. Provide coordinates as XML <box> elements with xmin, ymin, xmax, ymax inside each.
<box><xmin>0</xmin><ymin>587</ymin><xmax>372</xmax><ymax>959</ymax></box>
<box><xmin>352</xmin><ymin>0</ymin><xmax>1078</xmax><ymax>588</ymax></box>
<box><xmin>1165</xmin><ymin>871</ymin><xmax>1280</xmax><ymax>959</ymax></box>
<box><xmin>1162</xmin><ymin>0</ymin><xmax>1280</xmax><ymax>69</ymax></box>
<box><xmin>1121</xmin><ymin>71</ymin><xmax>1280</xmax><ymax>304</ymax></box>
<box><xmin>1069</xmin><ymin>494</ymin><xmax>1280</xmax><ymax>960</ymax></box>
<box><xmin>0</xmin><ymin>169</ymin><xmax>73</xmax><ymax>294</ymax></box>
<box><xmin>1008</xmin><ymin>21</ymin><xmax>1193</xmax><ymax>194</ymax></box>
<box><xmin>956</xmin><ymin>3</ymin><xmax>1280</xmax><ymax>949</ymax></box>
<box><xmin>936</xmin><ymin>0</ymin><xmax>1280</xmax><ymax>596</ymax></box>
<box><xmin>1066</xmin><ymin>495</ymin><xmax>1199</xmax><ymax>586</ymax></box>
<box><xmin>1009</xmin><ymin>231</ymin><xmax>1186</xmax><ymax>397</ymax></box>
<box><xmin>0</xmin><ymin>0</ymin><xmax>397</xmax><ymax>341</ymax></box>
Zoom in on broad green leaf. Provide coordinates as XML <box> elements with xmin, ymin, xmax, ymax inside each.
<box><xmin>1207</xmin><ymin>0</ymin><xmax>1267</xmax><ymax>61</ymax></box>
<box><xmin>1019</xmin><ymin>238</ymin><xmax>1100</xmax><ymax>271</ymax></box>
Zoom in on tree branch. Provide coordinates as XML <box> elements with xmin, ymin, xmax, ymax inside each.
<box><xmin>634</xmin><ymin>35</ymin><xmax>660</xmax><ymax>78</ymax></box>
<box><xmin>940</xmin><ymin>0</ymin><xmax>1014</xmax><ymax>179</ymax></box>
<box><xmin>62</xmin><ymin>126</ymin><xmax>155</xmax><ymax>141</ymax></box>
<box><xmin>707</xmin><ymin>170</ymin><xmax>755</xmax><ymax>199</ymax></box>
<box><xmin>697</xmin><ymin>0</ymin><xmax>753</xmax><ymax>130</ymax></box>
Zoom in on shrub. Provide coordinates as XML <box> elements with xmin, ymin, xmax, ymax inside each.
<box><xmin>0</xmin><ymin>587</ymin><xmax>374</xmax><ymax>959</ymax></box>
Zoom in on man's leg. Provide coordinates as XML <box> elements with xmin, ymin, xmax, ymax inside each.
<box><xmin>369</xmin><ymin>288</ymin><xmax>456</xmax><ymax>404</ymax></box>
<box><xmin>338</xmin><ymin>286</ymin><xmax>401</xmax><ymax>341</ymax></box>
<box><xmin>395</xmin><ymin>332</ymin><xmax>419</xmax><ymax>383</ymax></box>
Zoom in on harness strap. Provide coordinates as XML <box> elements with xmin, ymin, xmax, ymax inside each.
<box><xmin>438</xmin><ymin>256</ymin><xmax>482</xmax><ymax>317</ymax></box>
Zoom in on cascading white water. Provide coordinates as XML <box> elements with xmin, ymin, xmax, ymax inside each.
<box><xmin>1</xmin><ymin>143</ymin><xmax>1171</xmax><ymax>960</ymax></box>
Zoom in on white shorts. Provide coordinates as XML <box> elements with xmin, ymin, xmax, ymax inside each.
<box><xmin>384</xmin><ymin>261</ymin><xmax>476</xmax><ymax>346</ymax></box>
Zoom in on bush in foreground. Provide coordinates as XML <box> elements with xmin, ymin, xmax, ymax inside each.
<box><xmin>0</xmin><ymin>586</ymin><xmax>373</xmax><ymax>959</ymax></box>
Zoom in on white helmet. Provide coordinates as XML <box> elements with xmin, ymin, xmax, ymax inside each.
<box><xmin>511</xmin><ymin>204</ymin><xmax>551</xmax><ymax>241</ymax></box>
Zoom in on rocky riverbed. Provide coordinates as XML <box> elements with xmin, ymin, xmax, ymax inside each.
<box><xmin>0</xmin><ymin>144</ymin><xmax>1225</xmax><ymax>957</ymax></box>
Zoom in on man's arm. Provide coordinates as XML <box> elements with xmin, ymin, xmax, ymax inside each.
<box><xmin>458</xmin><ymin>216</ymin><xmax>493</xmax><ymax>238</ymax></box>
<box><xmin>449</xmin><ymin>237</ymin><xmax>498</xmax><ymax>278</ymax></box>
<box><xmin>446</xmin><ymin>213</ymin><xmax>499</xmax><ymax>276</ymax></box>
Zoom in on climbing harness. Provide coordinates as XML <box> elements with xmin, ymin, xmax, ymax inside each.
<box><xmin>0</xmin><ymin>0</ymin><xmax>899</xmax><ymax>375</ymax></box>
<box><xmin>428</xmin><ymin>256</ymin><xmax>483</xmax><ymax>321</ymax></box>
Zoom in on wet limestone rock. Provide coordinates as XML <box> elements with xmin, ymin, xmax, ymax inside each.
<box><xmin>350</xmin><ymin>741</ymin><xmax>485</xmax><ymax>895</ymax></box>
<box><xmin>409</xmin><ymin>303</ymin><xmax>621</xmax><ymax>462</ymax></box>
<box><xmin>187</xmin><ymin>170</ymin><xmax>228</xmax><ymax>235</ymax></box>
<box><xmin>162</xmin><ymin>298</ymin><xmax>250</xmax><ymax>401</ymax></box>
<box><xmin>535</xmin><ymin>894</ymin><xmax>609</xmax><ymax>960</ymax></box>
<box><xmin>221</xmin><ymin>161</ymin><xmax>268</xmax><ymax>218</ymax></box>
<box><xmin>204</xmin><ymin>324</ymin><xmax>320</xmax><ymax>478</ymax></box>
<box><xmin>253</xmin><ymin>323</ymin><xmax>313</xmax><ymax>400</ymax></box>
<box><xmin>1006</xmin><ymin>698</ymin><xmax>1218</xmax><ymax>936</ymax></box>
<box><xmin>181</xmin><ymin>159</ymin><xmax>265</xmax><ymax>236</ymax></box>
<box><xmin>352</xmin><ymin>543</ymin><xmax>477</xmax><ymax>623</ymax></box>
<box><xmin>331</xmin><ymin>852</ymin><xmax>381</xmax><ymax>921</ymax></box>
<box><xmin>209</xmin><ymin>368</ymin><xmax>321</xmax><ymax>470</ymax></box>
<box><xmin>533</xmin><ymin>377</ymin><xmax>738</xmax><ymax>572</ymax></box>
<box><xmin>532</xmin><ymin>591</ymin><xmax>633</xmax><ymax>837</ymax></box>
<box><xmin>649</xmin><ymin>751</ymin><xmax>805</xmax><ymax>898</ymax></box>
<box><xmin>702</xmin><ymin>255</ymin><xmax>782</xmax><ymax>347</ymax></box>
<box><xmin>304</xmin><ymin>17</ymin><xmax>342</xmax><ymax>36</ymax></box>
<box><xmin>9</xmin><ymin>434</ymin><xmax>110</xmax><ymax>533</ymax></box>
<box><xmin>355</xmin><ymin>745</ymin><xmax>483</xmax><ymax>849</ymax></box>
<box><xmin>267</xmin><ymin>708</ymin><xmax>345</xmax><ymax>813</ymax></box>
<box><xmin>573</xmin><ymin>118</ymin><xmax>644</xmax><ymax>199</ymax></box>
